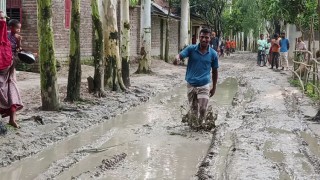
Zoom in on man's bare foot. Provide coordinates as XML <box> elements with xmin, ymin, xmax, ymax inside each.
<box><xmin>8</xmin><ymin>121</ymin><xmax>20</xmax><ymax>128</ymax></box>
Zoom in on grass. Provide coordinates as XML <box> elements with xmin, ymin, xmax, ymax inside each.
<box><xmin>289</xmin><ymin>78</ymin><xmax>320</xmax><ymax>100</ymax></box>
<box><xmin>80</xmin><ymin>57</ymin><xmax>94</xmax><ymax>67</ymax></box>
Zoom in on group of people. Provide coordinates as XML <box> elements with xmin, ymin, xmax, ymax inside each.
<box><xmin>256</xmin><ymin>32</ymin><xmax>290</xmax><ymax>70</ymax></box>
<box><xmin>0</xmin><ymin>11</ymin><xmax>24</xmax><ymax>129</ymax></box>
<box><xmin>173</xmin><ymin>28</ymin><xmax>309</xmax><ymax>130</ymax></box>
<box><xmin>209</xmin><ymin>32</ymin><xmax>236</xmax><ymax>57</ymax></box>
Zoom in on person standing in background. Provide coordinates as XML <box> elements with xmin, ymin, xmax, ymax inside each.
<box><xmin>210</xmin><ymin>32</ymin><xmax>219</xmax><ymax>52</ymax></box>
<box><xmin>296</xmin><ymin>37</ymin><xmax>307</xmax><ymax>61</ymax></box>
<box><xmin>279</xmin><ymin>31</ymin><xmax>290</xmax><ymax>70</ymax></box>
<box><xmin>257</xmin><ymin>34</ymin><xmax>267</xmax><ymax>66</ymax></box>
<box><xmin>0</xmin><ymin>11</ymin><xmax>23</xmax><ymax>128</ymax></box>
<box><xmin>270</xmin><ymin>33</ymin><xmax>281</xmax><ymax>69</ymax></box>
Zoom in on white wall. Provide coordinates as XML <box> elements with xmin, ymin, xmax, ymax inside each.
<box><xmin>286</xmin><ymin>24</ymin><xmax>302</xmax><ymax>59</ymax></box>
<box><xmin>0</xmin><ymin>0</ymin><xmax>6</xmax><ymax>15</ymax></box>
<box><xmin>285</xmin><ymin>24</ymin><xmax>320</xmax><ymax>58</ymax></box>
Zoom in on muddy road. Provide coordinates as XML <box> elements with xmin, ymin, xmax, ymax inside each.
<box><xmin>1</xmin><ymin>53</ymin><xmax>320</xmax><ymax>179</ymax></box>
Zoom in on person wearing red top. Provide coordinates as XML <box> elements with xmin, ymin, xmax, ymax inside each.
<box><xmin>0</xmin><ymin>11</ymin><xmax>23</xmax><ymax>128</ymax></box>
<box><xmin>231</xmin><ymin>40</ymin><xmax>236</xmax><ymax>53</ymax></box>
<box><xmin>270</xmin><ymin>33</ymin><xmax>281</xmax><ymax>69</ymax></box>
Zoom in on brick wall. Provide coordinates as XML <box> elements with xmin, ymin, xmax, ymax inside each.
<box><xmin>129</xmin><ymin>8</ymin><xmax>180</xmax><ymax>58</ymax></box>
<box><xmin>20</xmin><ymin>0</ymin><xmax>38</xmax><ymax>54</ymax></box>
<box><xmin>52</xmin><ymin>0</ymin><xmax>92</xmax><ymax>59</ymax></box>
<box><xmin>168</xmin><ymin>19</ymin><xmax>179</xmax><ymax>55</ymax></box>
<box><xmin>129</xmin><ymin>7</ymin><xmax>140</xmax><ymax>57</ymax></box>
<box><xmin>151</xmin><ymin>16</ymin><xmax>161</xmax><ymax>57</ymax></box>
<box><xmin>21</xmin><ymin>0</ymin><xmax>93</xmax><ymax>61</ymax></box>
<box><xmin>20</xmin><ymin>2</ymin><xmax>179</xmax><ymax>63</ymax></box>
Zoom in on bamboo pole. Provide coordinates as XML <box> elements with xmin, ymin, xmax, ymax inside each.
<box><xmin>312</xmin><ymin>18</ymin><xmax>316</xmax><ymax>94</ymax></box>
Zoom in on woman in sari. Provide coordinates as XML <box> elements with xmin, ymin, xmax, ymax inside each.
<box><xmin>0</xmin><ymin>11</ymin><xmax>23</xmax><ymax>128</ymax></box>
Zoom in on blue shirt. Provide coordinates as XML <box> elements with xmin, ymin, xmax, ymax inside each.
<box><xmin>180</xmin><ymin>44</ymin><xmax>219</xmax><ymax>87</ymax></box>
<box><xmin>280</xmin><ymin>38</ymin><xmax>289</xmax><ymax>52</ymax></box>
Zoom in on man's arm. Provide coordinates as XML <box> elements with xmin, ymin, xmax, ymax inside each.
<box><xmin>210</xmin><ymin>68</ymin><xmax>218</xmax><ymax>97</ymax></box>
<box><xmin>175</xmin><ymin>54</ymin><xmax>182</xmax><ymax>60</ymax></box>
<box><xmin>175</xmin><ymin>45</ymin><xmax>191</xmax><ymax>64</ymax></box>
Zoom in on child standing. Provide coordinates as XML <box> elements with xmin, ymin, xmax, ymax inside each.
<box><xmin>8</xmin><ymin>19</ymin><xmax>22</xmax><ymax>54</ymax></box>
<box><xmin>0</xmin><ymin>12</ymin><xmax>23</xmax><ymax>128</ymax></box>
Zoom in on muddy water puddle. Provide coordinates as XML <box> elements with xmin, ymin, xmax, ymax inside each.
<box><xmin>300</xmin><ymin>132</ymin><xmax>320</xmax><ymax>158</ymax></box>
<box><xmin>266</xmin><ymin>127</ymin><xmax>292</xmax><ymax>135</ymax></box>
<box><xmin>264</xmin><ymin>150</ymin><xmax>285</xmax><ymax>163</ymax></box>
<box><xmin>263</xmin><ymin>141</ymin><xmax>285</xmax><ymax>163</ymax></box>
<box><xmin>214</xmin><ymin>77</ymin><xmax>238</xmax><ymax>106</ymax></box>
<box><xmin>0</xmin><ymin>78</ymin><xmax>237</xmax><ymax>179</ymax></box>
<box><xmin>214</xmin><ymin>132</ymin><xmax>235</xmax><ymax>179</ymax></box>
<box><xmin>279</xmin><ymin>170</ymin><xmax>291</xmax><ymax>180</ymax></box>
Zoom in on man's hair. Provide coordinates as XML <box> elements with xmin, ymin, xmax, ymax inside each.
<box><xmin>200</xmin><ymin>28</ymin><xmax>211</xmax><ymax>35</ymax></box>
<box><xmin>273</xmin><ymin>33</ymin><xmax>279</xmax><ymax>38</ymax></box>
<box><xmin>8</xmin><ymin>19</ymin><xmax>20</xmax><ymax>28</ymax></box>
<box><xmin>260</xmin><ymin>34</ymin><xmax>264</xmax><ymax>36</ymax></box>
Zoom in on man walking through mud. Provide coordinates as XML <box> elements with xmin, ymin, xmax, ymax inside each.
<box><xmin>175</xmin><ymin>28</ymin><xmax>219</xmax><ymax>129</ymax></box>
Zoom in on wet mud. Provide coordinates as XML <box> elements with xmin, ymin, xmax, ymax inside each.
<box><xmin>2</xmin><ymin>54</ymin><xmax>320</xmax><ymax>179</ymax></box>
<box><xmin>197</xmin><ymin>53</ymin><xmax>320</xmax><ymax>180</ymax></box>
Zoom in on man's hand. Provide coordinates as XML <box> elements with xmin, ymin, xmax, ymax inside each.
<box><xmin>209</xmin><ymin>86</ymin><xmax>216</xmax><ymax>97</ymax></box>
<box><xmin>174</xmin><ymin>54</ymin><xmax>181</xmax><ymax>65</ymax></box>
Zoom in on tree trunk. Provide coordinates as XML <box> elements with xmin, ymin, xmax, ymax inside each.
<box><xmin>164</xmin><ymin>1</ymin><xmax>171</xmax><ymax>63</ymax></box>
<box><xmin>91</xmin><ymin>0</ymin><xmax>105</xmax><ymax>96</ymax></box>
<box><xmin>66</xmin><ymin>0</ymin><xmax>82</xmax><ymax>102</ymax></box>
<box><xmin>136</xmin><ymin>0</ymin><xmax>152</xmax><ymax>73</ymax></box>
<box><xmin>103</xmin><ymin>0</ymin><xmax>126</xmax><ymax>91</ymax></box>
<box><xmin>318</xmin><ymin>0</ymin><xmax>320</xmax><ymax>50</ymax></box>
<box><xmin>120</xmin><ymin>0</ymin><xmax>130</xmax><ymax>87</ymax></box>
<box><xmin>37</xmin><ymin>0</ymin><xmax>60</xmax><ymax>110</ymax></box>
<box><xmin>179</xmin><ymin>0</ymin><xmax>189</xmax><ymax>51</ymax></box>
<box><xmin>274</xmin><ymin>20</ymin><xmax>281</xmax><ymax>34</ymax></box>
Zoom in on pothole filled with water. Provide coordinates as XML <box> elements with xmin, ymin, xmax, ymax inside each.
<box><xmin>0</xmin><ymin>77</ymin><xmax>239</xmax><ymax>180</ymax></box>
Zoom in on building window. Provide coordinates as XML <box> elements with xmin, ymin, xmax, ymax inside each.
<box><xmin>6</xmin><ymin>0</ymin><xmax>22</xmax><ymax>23</ymax></box>
<box><xmin>65</xmin><ymin>0</ymin><xmax>71</xmax><ymax>29</ymax></box>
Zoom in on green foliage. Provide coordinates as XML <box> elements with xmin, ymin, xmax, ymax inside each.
<box><xmin>295</xmin><ymin>0</ymin><xmax>318</xmax><ymax>32</ymax></box>
<box><xmin>289</xmin><ymin>78</ymin><xmax>303</xmax><ymax>87</ymax></box>
<box><xmin>172</xmin><ymin>0</ymin><xmax>228</xmax><ymax>35</ymax></box>
<box><xmin>173</xmin><ymin>0</ymin><xmax>317</xmax><ymax>38</ymax></box>
<box><xmin>222</xmin><ymin>0</ymin><xmax>263</xmax><ymax>37</ymax></box>
<box><xmin>259</xmin><ymin>0</ymin><xmax>318</xmax><ymax>30</ymax></box>
<box><xmin>289</xmin><ymin>79</ymin><xmax>320</xmax><ymax>100</ymax></box>
<box><xmin>190</xmin><ymin>0</ymin><xmax>227</xmax><ymax>25</ymax></box>
<box><xmin>81</xmin><ymin>57</ymin><xmax>94</xmax><ymax>66</ymax></box>
<box><xmin>129</xmin><ymin>0</ymin><xmax>139</xmax><ymax>7</ymax></box>
<box><xmin>222</xmin><ymin>0</ymin><xmax>318</xmax><ymax>38</ymax></box>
